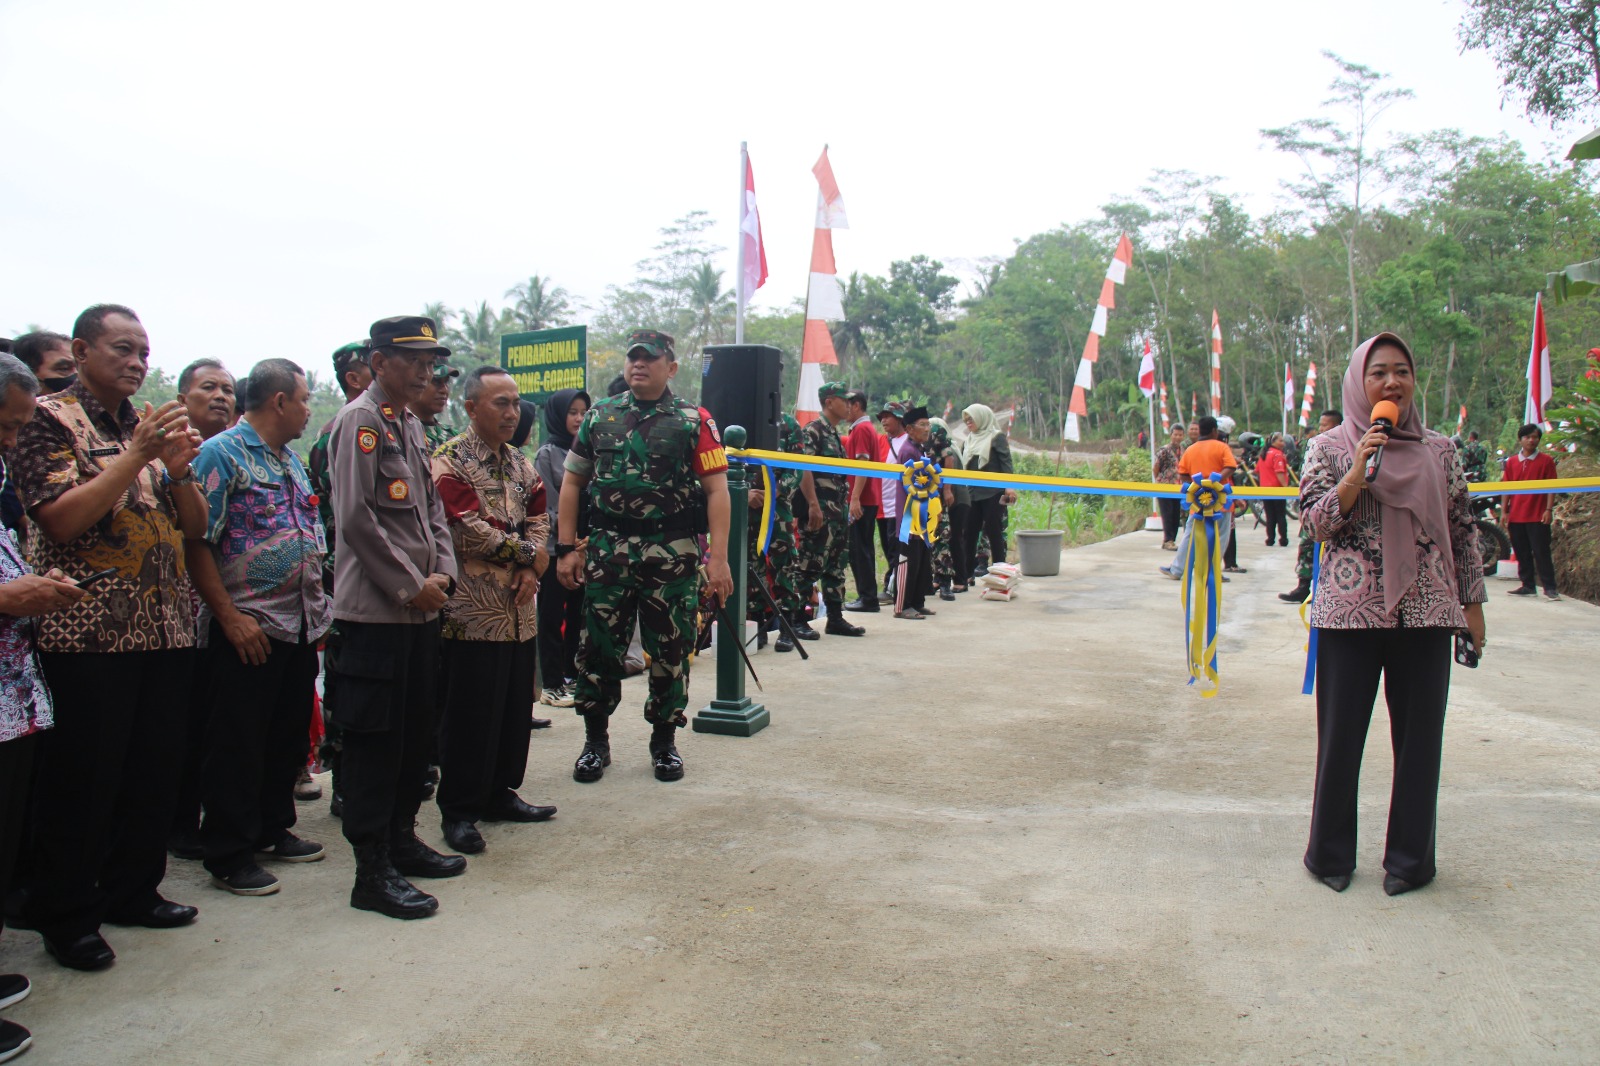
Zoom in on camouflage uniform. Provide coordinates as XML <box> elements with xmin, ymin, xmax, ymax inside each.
<box><xmin>747</xmin><ymin>413</ymin><xmax>804</xmax><ymax>619</ymax></box>
<box><xmin>796</xmin><ymin>413</ymin><xmax>850</xmax><ymax>605</ymax></box>
<box><xmin>423</xmin><ymin>420</ymin><xmax>454</xmax><ymax>457</ymax></box>
<box><xmin>565</xmin><ymin>388</ymin><xmax>722</xmax><ymax>729</ymax></box>
<box><xmin>927</xmin><ymin>424</ymin><xmax>961</xmax><ymax>586</ymax></box>
<box><xmin>1460</xmin><ymin>440</ymin><xmax>1488</xmax><ymax>483</ymax></box>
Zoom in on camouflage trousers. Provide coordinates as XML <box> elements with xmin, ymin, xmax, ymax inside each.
<box><xmin>575</xmin><ymin>531</ymin><xmax>700</xmax><ymax>727</ymax></box>
<box><xmin>797</xmin><ymin>489</ymin><xmax>849</xmax><ymax>605</ymax></box>
<box><xmin>1295</xmin><ymin>518</ymin><xmax>1315</xmax><ymax>582</ymax></box>
<box><xmin>746</xmin><ymin>505</ymin><xmax>800</xmax><ymax>619</ymax></box>
<box><xmin>930</xmin><ymin>509</ymin><xmax>955</xmax><ymax>584</ymax></box>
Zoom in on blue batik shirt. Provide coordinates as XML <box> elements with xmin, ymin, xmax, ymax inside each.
<box><xmin>192</xmin><ymin>419</ymin><xmax>332</xmax><ymax>644</ymax></box>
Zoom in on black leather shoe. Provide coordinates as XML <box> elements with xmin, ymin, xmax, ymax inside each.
<box><xmin>392</xmin><ymin>832</ymin><xmax>469</xmax><ymax>876</ymax></box>
<box><xmin>441</xmin><ymin>820</ymin><xmax>486</xmax><ymax>855</ymax></box>
<box><xmin>1383</xmin><ymin>874</ymin><xmax>1423</xmax><ymax>896</ymax></box>
<box><xmin>774</xmin><ymin>632</ymin><xmax>795</xmax><ymax>653</ymax></box>
<box><xmin>483</xmin><ymin>795</ymin><xmax>557</xmax><ymax>823</ymax></box>
<box><xmin>792</xmin><ymin>618</ymin><xmax>820</xmax><ymax>640</ymax></box>
<box><xmin>105</xmin><ymin>899</ymin><xmax>198</xmax><ymax>928</ymax></box>
<box><xmin>843</xmin><ymin>598</ymin><xmax>880</xmax><ymax>613</ymax></box>
<box><xmin>824</xmin><ymin>617</ymin><xmax>865</xmax><ymax>636</ymax></box>
<box><xmin>529</xmin><ymin>716</ymin><xmax>552</xmax><ymax>729</ymax></box>
<box><xmin>167</xmin><ymin>832</ymin><xmax>204</xmax><ymax>861</ymax></box>
<box><xmin>938</xmin><ymin>588</ymin><xmax>956</xmax><ymax>602</ymax></box>
<box><xmin>350</xmin><ymin>844</ymin><xmax>437</xmax><ymax>920</ymax></box>
<box><xmin>329</xmin><ymin>791</ymin><xmax>344</xmax><ymax>818</ymax></box>
<box><xmin>651</xmin><ymin>742</ymin><xmax>685</xmax><ymax>782</ymax></box>
<box><xmin>573</xmin><ymin>742</ymin><xmax>611</xmax><ymax>783</ymax></box>
<box><xmin>43</xmin><ymin>932</ymin><xmax>115</xmax><ymax>971</ymax></box>
<box><xmin>1278</xmin><ymin>585</ymin><xmax>1310</xmax><ymax>603</ymax></box>
<box><xmin>1318</xmin><ymin>874</ymin><xmax>1351</xmax><ymax>893</ymax></box>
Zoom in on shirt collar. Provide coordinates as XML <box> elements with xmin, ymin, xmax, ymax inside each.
<box><xmin>68</xmin><ymin>380</ymin><xmax>138</xmax><ymax>435</ymax></box>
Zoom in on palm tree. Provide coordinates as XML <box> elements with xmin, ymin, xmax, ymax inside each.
<box><xmin>683</xmin><ymin>262</ymin><xmax>733</xmax><ymax>350</ymax></box>
<box><xmin>421</xmin><ymin>302</ymin><xmax>454</xmax><ymax>333</ymax></box>
<box><xmin>503</xmin><ymin>275</ymin><xmax>573</xmax><ymax>331</ymax></box>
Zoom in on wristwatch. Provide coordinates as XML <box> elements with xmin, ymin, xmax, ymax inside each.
<box><xmin>164</xmin><ymin>469</ymin><xmax>197</xmax><ymax>487</ymax></box>
<box><xmin>553</xmin><ymin>542</ymin><xmax>578</xmax><ymax>558</ymax></box>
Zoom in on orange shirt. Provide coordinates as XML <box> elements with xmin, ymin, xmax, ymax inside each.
<box><xmin>1178</xmin><ymin>439</ymin><xmax>1237</xmax><ymax>480</ymax></box>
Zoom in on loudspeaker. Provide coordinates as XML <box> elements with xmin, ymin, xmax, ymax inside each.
<box><xmin>700</xmin><ymin>344</ymin><xmax>783</xmax><ymax>451</ymax></box>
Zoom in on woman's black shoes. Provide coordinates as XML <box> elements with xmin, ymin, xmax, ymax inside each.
<box><xmin>1383</xmin><ymin>874</ymin><xmax>1422</xmax><ymax>897</ymax></box>
<box><xmin>1318</xmin><ymin>874</ymin><xmax>1351</xmax><ymax>893</ymax></box>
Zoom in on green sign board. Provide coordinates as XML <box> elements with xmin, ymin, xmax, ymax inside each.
<box><xmin>501</xmin><ymin>325</ymin><xmax>587</xmax><ymax>404</ymax></box>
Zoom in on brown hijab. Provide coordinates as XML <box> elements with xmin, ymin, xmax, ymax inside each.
<box><xmin>1337</xmin><ymin>333</ymin><xmax>1455</xmax><ymax>616</ymax></box>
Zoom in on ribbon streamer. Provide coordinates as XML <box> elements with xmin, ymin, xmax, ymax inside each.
<box><xmin>1181</xmin><ymin>472</ymin><xmax>1230</xmax><ymax>697</ymax></box>
<box><xmin>749</xmin><ymin>461</ymin><xmax>777</xmax><ymax>556</ymax></box>
<box><xmin>895</xmin><ymin>457</ymin><xmax>943</xmax><ymax>544</ymax></box>
<box><xmin>1300</xmin><ymin>543</ymin><xmax>1324</xmax><ymax>696</ymax></box>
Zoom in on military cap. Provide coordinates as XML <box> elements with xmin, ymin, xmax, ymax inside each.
<box><xmin>369</xmin><ymin>315</ymin><xmax>450</xmax><ymax>355</ymax></box>
<box><xmin>625</xmin><ymin>329</ymin><xmax>676</xmax><ymax>362</ymax></box>
<box><xmin>431</xmin><ymin>363</ymin><xmax>461</xmax><ymax>383</ymax></box>
<box><xmin>878</xmin><ymin>399</ymin><xmax>908</xmax><ymax>418</ymax></box>
<box><xmin>332</xmin><ymin>341</ymin><xmax>368</xmax><ymax>377</ymax></box>
<box><xmin>818</xmin><ymin>380</ymin><xmax>849</xmax><ymax>401</ymax></box>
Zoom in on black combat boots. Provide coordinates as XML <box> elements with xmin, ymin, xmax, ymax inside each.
<box><xmin>390</xmin><ymin>820</ymin><xmax>467</xmax><ymax>878</ymax></box>
<box><xmin>573</xmin><ymin>712</ymin><xmax>612</xmax><ymax>783</ymax></box>
<box><xmin>649</xmin><ymin>721</ymin><xmax>684</xmax><ymax>782</ymax></box>
<box><xmin>824</xmin><ymin>599</ymin><xmax>865</xmax><ymax>637</ymax></box>
<box><xmin>350</xmin><ymin>843</ymin><xmax>438</xmax><ymax>920</ymax></box>
<box><xmin>790</xmin><ymin>609</ymin><xmax>820</xmax><ymax>641</ymax></box>
<box><xmin>1278</xmin><ymin>580</ymin><xmax>1311</xmax><ymax>604</ymax></box>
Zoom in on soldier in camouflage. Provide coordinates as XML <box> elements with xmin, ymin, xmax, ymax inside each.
<box><xmin>412</xmin><ymin>363</ymin><xmax>459</xmax><ymax>455</ymax></box>
<box><xmin>795</xmin><ymin>382</ymin><xmax>866</xmax><ymax>640</ymax></box>
<box><xmin>745</xmin><ymin>412</ymin><xmax>806</xmax><ymax>652</ymax></box>
<box><xmin>556</xmin><ymin>330</ymin><xmax>734</xmax><ymax>783</ymax></box>
<box><xmin>926</xmin><ymin>417</ymin><xmax>962</xmax><ymax>600</ymax></box>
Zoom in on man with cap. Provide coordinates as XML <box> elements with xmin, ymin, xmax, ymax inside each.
<box><xmin>795</xmin><ymin>383</ymin><xmax>866</xmax><ymax>640</ymax></box>
<box><xmin>308</xmin><ymin>341</ymin><xmax>371</xmax><ymax>817</ymax></box>
<box><xmin>327</xmin><ymin>316</ymin><xmax>462</xmax><ymax>920</ymax></box>
<box><xmin>843</xmin><ymin>390</ymin><xmax>885</xmax><ymax>612</ymax></box>
<box><xmin>412</xmin><ymin>363</ymin><xmax>460</xmax><ymax>456</ymax></box>
<box><xmin>555</xmin><ymin>329</ymin><xmax>734</xmax><ymax>784</ymax></box>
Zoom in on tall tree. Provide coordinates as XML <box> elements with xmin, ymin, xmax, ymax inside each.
<box><xmin>1458</xmin><ymin>0</ymin><xmax>1600</xmax><ymax>124</ymax></box>
<box><xmin>503</xmin><ymin>275</ymin><xmax>573</xmax><ymax>331</ymax></box>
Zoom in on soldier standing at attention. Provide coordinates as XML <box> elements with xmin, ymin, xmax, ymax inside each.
<box><xmin>746</xmin><ymin>411</ymin><xmax>806</xmax><ymax>652</ymax></box>
<box><xmin>795</xmin><ymin>382</ymin><xmax>866</xmax><ymax>641</ymax></box>
<box><xmin>412</xmin><ymin>363</ymin><xmax>459</xmax><ymax>456</ymax></box>
<box><xmin>328</xmin><ymin>316</ymin><xmax>461</xmax><ymax>920</ymax></box>
<box><xmin>555</xmin><ymin>330</ymin><xmax>734</xmax><ymax>784</ymax></box>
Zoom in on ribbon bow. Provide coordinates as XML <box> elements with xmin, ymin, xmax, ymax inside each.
<box><xmin>1181</xmin><ymin>471</ymin><xmax>1231</xmax><ymax>697</ymax></box>
<box><xmin>746</xmin><ymin>460</ymin><xmax>778</xmax><ymax>556</ymax></box>
<box><xmin>897</xmin><ymin>457</ymin><xmax>943</xmax><ymax>545</ymax></box>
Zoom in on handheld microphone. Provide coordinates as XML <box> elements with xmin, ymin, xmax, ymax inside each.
<box><xmin>1364</xmin><ymin>400</ymin><xmax>1400</xmax><ymax>482</ymax></box>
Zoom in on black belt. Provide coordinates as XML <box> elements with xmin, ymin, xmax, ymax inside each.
<box><xmin>591</xmin><ymin>511</ymin><xmax>697</xmax><ymax>537</ymax></box>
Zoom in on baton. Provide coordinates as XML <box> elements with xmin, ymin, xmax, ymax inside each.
<box><xmin>717</xmin><ymin>599</ymin><xmax>763</xmax><ymax>692</ymax></box>
<box><xmin>748</xmin><ymin>571</ymin><xmax>809</xmax><ymax>661</ymax></box>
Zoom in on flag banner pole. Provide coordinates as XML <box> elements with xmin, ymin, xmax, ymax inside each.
<box><xmin>736</xmin><ymin>142</ymin><xmax>747</xmax><ymax>344</ymax></box>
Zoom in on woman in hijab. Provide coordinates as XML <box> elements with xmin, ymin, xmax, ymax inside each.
<box><xmin>1299</xmin><ymin>333</ymin><xmax>1485</xmax><ymax>897</ymax></box>
<box><xmin>959</xmin><ymin>404</ymin><xmax>1018</xmax><ymax>577</ymax></box>
<box><xmin>534</xmin><ymin>388</ymin><xmax>591</xmax><ymax>708</ymax></box>
<box><xmin>927</xmin><ymin>418</ymin><xmax>967</xmax><ymax>596</ymax></box>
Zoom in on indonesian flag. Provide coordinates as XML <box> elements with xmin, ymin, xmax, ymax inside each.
<box><xmin>1526</xmin><ymin>293</ymin><xmax>1551</xmax><ymax>426</ymax></box>
<box><xmin>1284</xmin><ymin>363</ymin><xmax>1295</xmax><ymax>411</ymax></box>
<box><xmin>1138</xmin><ymin>337</ymin><xmax>1156</xmax><ymax>398</ymax></box>
<box><xmin>1065</xmin><ymin>233</ymin><xmax>1132</xmax><ymax>441</ymax></box>
<box><xmin>1456</xmin><ymin>404</ymin><xmax>1468</xmax><ymax>435</ymax></box>
<box><xmin>739</xmin><ymin>152</ymin><xmax>768</xmax><ymax>306</ymax></box>
<box><xmin>797</xmin><ymin>147</ymin><xmax>848</xmax><ymax>423</ymax></box>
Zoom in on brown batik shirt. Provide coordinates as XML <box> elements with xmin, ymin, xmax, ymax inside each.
<box><xmin>11</xmin><ymin>382</ymin><xmax>196</xmax><ymax>654</ymax></box>
<box><xmin>431</xmin><ymin>426</ymin><xmax>548</xmax><ymax>643</ymax></box>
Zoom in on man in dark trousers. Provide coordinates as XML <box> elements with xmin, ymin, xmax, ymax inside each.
<box><xmin>1503</xmin><ymin>423</ymin><xmax>1560</xmax><ymax>600</ymax></box>
<box><xmin>843</xmin><ymin>391</ymin><xmax>884</xmax><ymax>612</ymax></box>
<box><xmin>328</xmin><ymin>316</ymin><xmax>461</xmax><ymax>920</ymax></box>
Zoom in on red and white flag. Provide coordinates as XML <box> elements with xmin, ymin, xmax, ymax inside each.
<box><xmin>1298</xmin><ymin>362</ymin><xmax>1318</xmax><ymax>429</ymax></box>
<box><xmin>1283</xmin><ymin>363</ymin><xmax>1295</xmax><ymax>411</ymax></box>
<box><xmin>1456</xmin><ymin>404</ymin><xmax>1468</xmax><ymax>435</ymax></box>
<box><xmin>1209</xmin><ymin>311</ymin><xmax>1223</xmax><ymax>417</ymax></box>
<box><xmin>1138</xmin><ymin>337</ymin><xmax>1157</xmax><ymax>398</ymax></box>
<box><xmin>1526</xmin><ymin>293</ymin><xmax>1551</xmax><ymax>427</ymax></box>
<box><xmin>1065</xmin><ymin>233</ymin><xmax>1133</xmax><ymax>441</ymax></box>
<box><xmin>797</xmin><ymin>147</ymin><xmax>848</xmax><ymax>424</ymax></box>
<box><xmin>738</xmin><ymin>149</ymin><xmax>768</xmax><ymax>308</ymax></box>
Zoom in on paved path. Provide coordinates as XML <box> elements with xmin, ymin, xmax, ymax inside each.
<box><xmin>3</xmin><ymin>531</ymin><xmax>1596</xmax><ymax>1064</ymax></box>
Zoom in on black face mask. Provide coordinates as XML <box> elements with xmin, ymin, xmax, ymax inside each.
<box><xmin>39</xmin><ymin>374</ymin><xmax>76</xmax><ymax>394</ymax></box>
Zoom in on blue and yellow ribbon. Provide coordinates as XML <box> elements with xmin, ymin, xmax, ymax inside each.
<box><xmin>747</xmin><ymin>461</ymin><xmax>777</xmax><ymax>556</ymax></box>
<box><xmin>896</xmin><ymin>458</ymin><xmax>943</xmax><ymax>544</ymax></box>
<box><xmin>1181</xmin><ymin>472</ymin><xmax>1231</xmax><ymax>698</ymax></box>
<box><xmin>1300</xmin><ymin>542</ymin><xmax>1324</xmax><ymax>696</ymax></box>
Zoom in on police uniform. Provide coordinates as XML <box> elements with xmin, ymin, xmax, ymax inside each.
<box><xmin>795</xmin><ymin>382</ymin><xmax>865</xmax><ymax>638</ymax></box>
<box><xmin>327</xmin><ymin>315</ymin><xmax>461</xmax><ymax>920</ymax></box>
<box><xmin>561</xmin><ymin>330</ymin><xmax>728</xmax><ymax>783</ymax></box>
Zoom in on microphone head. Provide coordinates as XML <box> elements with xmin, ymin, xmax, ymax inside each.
<box><xmin>1370</xmin><ymin>400</ymin><xmax>1401</xmax><ymax>426</ymax></box>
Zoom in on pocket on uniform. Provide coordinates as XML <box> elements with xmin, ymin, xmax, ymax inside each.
<box><xmin>375</xmin><ymin>460</ymin><xmax>415</xmax><ymax>508</ymax></box>
<box><xmin>327</xmin><ymin>646</ymin><xmax>395</xmax><ymax>733</ymax></box>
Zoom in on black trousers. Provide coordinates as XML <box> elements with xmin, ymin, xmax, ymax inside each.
<box><xmin>329</xmin><ymin>619</ymin><xmax>441</xmax><ymax>848</ymax></box>
<box><xmin>1263</xmin><ymin>500</ymin><xmax>1289</xmax><ymax>545</ymax></box>
<box><xmin>848</xmin><ymin>504</ymin><xmax>880</xmax><ymax>601</ymax></box>
<box><xmin>895</xmin><ymin>537</ymin><xmax>931</xmax><ymax>613</ymax></box>
<box><xmin>965</xmin><ymin>495</ymin><xmax>1008</xmax><ymax>573</ymax></box>
<box><xmin>437</xmin><ymin>638</ymin><xmax>537</xmax><ymax>823</ymax></box>
<box><xmin>1509</xmin><ymin>521</ymin><xmax>1556</xmax><ymax>591</ymax></box>
<box><xmin>200</xmin><ymin>623</ymin><xmax>319</xmax><ymax>877</ymax></box>
<box><xmin>1158</xmin><ymin>496</ymin><xmax>1182</xmax><ymax>543</ymax></box>
<box><xmin>0</xmin><ymin>732</ymin><xmax>38</xmax><ymax>941</ymax></box>
<box><xmin>537</xmin><ymin>567</ymin><xmax>583</xmax><ymax>688</ymax></box>
<box><xmin>947</xmin><ymin>502</ymin><xmax>972</xmax><ymax>584</ymax></box>
<box><xmin>1223</xmin><ymin>526</ymin><xmax>1239</xmax><ymax>568</ymax></box>
<box><xmin>170</xmin><ymin>640</ymin><xmax>217</xmax><ymax>841</ymax></box>
<box><xmin>27</xmin><ymin>649</ymin><xmax>193</xmax><ymax>940</ymax></box>
<box><xmin>1305</xmin><ymin>627</ymin><xmax>1452</xmax><ymax>885</ymax></box>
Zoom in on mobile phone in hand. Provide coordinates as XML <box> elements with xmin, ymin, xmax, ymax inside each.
<box><xmin>1453</xmin><ymin>629</ymin><xmax>1479</xmax><ymax>669</ymax></box>
<box><xmin>75</xmin><ymin>567</ymin><xmax>120</xmax><ymax>590</ymax></box>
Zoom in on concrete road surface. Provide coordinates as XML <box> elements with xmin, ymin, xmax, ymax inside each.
<box><xmin>3</xmin><ymin>530</ymin><xmax>1595</xmax><ymax>1064</ymax></box>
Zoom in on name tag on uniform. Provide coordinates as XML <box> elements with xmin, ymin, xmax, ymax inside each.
<box><xmin>313</xmin><ymin>523</ymin><xmax>328</xmax><ymax>554</ymax></box>
<box><xmin>88</xmin><ymin>447</ymin><xmax>120</xmax><ymax>458</ymax></box>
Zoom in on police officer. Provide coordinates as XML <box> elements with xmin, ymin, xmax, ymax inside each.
<box><xmin>795</xmin><ymin>382</ymin><xmax>866</xmax><ymax>639</ymax></box>
<box><xmin>327</xmin><ymin>316</ymin><xmax>462</xmax><ymax>920</ymax></box>
<box><xmin>555</xmin><ymin>329</ymin><xmax>734</xmax><ymax>783</ymax></box>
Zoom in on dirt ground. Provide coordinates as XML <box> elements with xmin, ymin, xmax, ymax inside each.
<box><xmin>3</xmin><ymin>530</ymin><xmax>1597</xmax><ymax>1065</ymax></box>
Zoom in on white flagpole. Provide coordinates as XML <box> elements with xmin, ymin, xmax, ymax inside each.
<box><xmin>736</xmin><ymin>141</ymin><xmax>747</xmax><ymax>345</ymax></box>
<box><xmin>1148</xmin><ymin>386</ymin><xmax>1159</xmax><ymax>521</ymax></box>
<box><xmin>1282</xmin><ymin>362</ymin><xmax>1288</xmax><ymax>439</ymax></box>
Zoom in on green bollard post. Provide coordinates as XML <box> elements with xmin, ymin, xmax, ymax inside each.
<box><xmin>693</xmin><ymin>424</ymin><xmax>770</xmax><ymax>737</ymax></box>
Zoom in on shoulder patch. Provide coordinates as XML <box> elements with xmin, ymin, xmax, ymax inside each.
<box><xmin>357</xmin><ymin>427</ymin><xmax>379</xmax><ymax>454</ymax></box>
<box><xmin>387</xmin><ymin>479</ymin><xmax>410</xmax><ymax>501</ymax></box>
<box><xmin>704</xmin><ymin>415</ymin><xmax>722</xmax><ymax>445</ymax></box>
<box><xmin>380</xmin><ymin>403</ymin><xmax>396</xmax><ymax>421</ymax></box>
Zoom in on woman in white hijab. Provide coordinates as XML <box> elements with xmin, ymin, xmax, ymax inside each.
<box><xmin>959</xmin><ymin>404</ymin><xmax>1017</xmax><ymax>577</ymax></box>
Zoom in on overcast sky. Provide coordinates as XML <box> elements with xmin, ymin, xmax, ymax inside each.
<box><xmin>0</xmin><ymin>0</ymin><xmax>1580</xmax><ymax>379</ymax></box>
